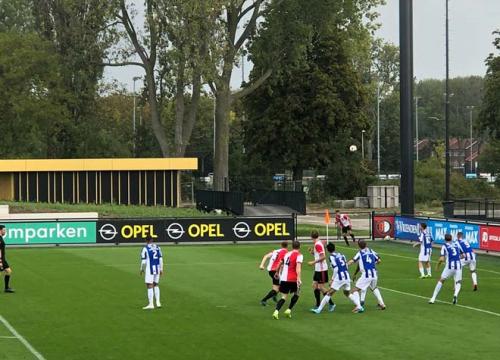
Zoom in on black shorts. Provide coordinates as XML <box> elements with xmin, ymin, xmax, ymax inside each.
<box><xmin>0</xmin><ymin>259</ymin><xmax>9</xmax><ymax>271</ymax></box>
<box><xmin>342</xmin><ymin>226</ymin><xmax>352</xmax><ymax>234</ymax></box>
<box><xmin>279</xmin><ymin>281</ymin><xmax>298</xmax><ymax>294</ymax></box>
<box><xmin>313</xmin><ymin>271</ymin><xmax>329</xmax><ymax>284</ymax></box>
<box><xmin>268</xmin><ymin>271</ymin><xmax>280</xmax><ymax>286</ymax></box>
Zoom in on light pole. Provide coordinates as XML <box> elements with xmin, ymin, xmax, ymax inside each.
<box><xmin>466</xmin><ymin>105</ymin><xmax>475</xmax><ymax>173</ymax></box>
<box><xmin>132</xmin><ymin>76</ymin><xmax>141</xmax><ymax>152</ymax></box>
<box><xmin>415</xmin><ymin>96</ymin><xmax>420</xmax><ymax>161</ymax></box>
<box><xmin>362</xmin><ymin>130</ymin><xmax>366</xmax><ymax>160</ymax></box>
<box><xmin>444</xmin><ymin>0</ymin><xmax>450</xmax><ymax>201</ymax></box>
<box><xmin>377</xmin><ymin>84</ymin><xmax>381</xmax><ymax>174</ymax></box>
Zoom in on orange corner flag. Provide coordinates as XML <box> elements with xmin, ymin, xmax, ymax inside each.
<box><xmin>324</xmin><ymin>209</ymin><xmax>331</xmax><ymax>224</ymax></box>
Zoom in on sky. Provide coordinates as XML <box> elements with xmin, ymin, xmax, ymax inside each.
<box><xmin>104</xmin><ymin>0</ymin><xmax>500</xmax><ymax>92</ymax></box>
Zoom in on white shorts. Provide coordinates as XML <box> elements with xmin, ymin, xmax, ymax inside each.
<box><xmin>330</xmin><ymin>278</ymin><xmax>351</xmax><ymax>292</ymax></box>
<box><xmin>461</xmin><ymin>259</ymin><xmax>477</xmax><ymax>271</ymax></box>
<box><xmin>355</xmin><ymin>276</ymin><xmax>378</xmax><ymax>291</ymax></box>
<box><xmin>418</xmin><ymin>248</ymin><xmax>432</xmax><ymax>262</ymax></box>
<box><xmin>441</xmin><ymin>268</ymin><xmax>462</xmax><ymax>282</ymax></box>
<box><xmin>145</xmin><ymin>273</ymin><xmax>160</xmax><ymax>284</ymax></box>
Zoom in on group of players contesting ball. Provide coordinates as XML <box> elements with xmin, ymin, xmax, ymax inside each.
<box><xmin>0</xmin><ymin>214</ymin><xmax>479</xmax><ymax>316</ymax></box>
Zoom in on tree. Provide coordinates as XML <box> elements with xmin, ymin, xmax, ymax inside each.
<box><xmin>0</xmin><ymin>0</ymin><xmax>34</xmax><ymax>32</ymax></box>
<box><xmin>480</xmin><ymin>30</ymin><xmax>500</xmax><ymax>139</ymax></box>
<box><xmin>0</xmin><ymin>33</ymin><xmax>68</xmax><ymax>158</ymax></box>
<box><xmin>244</xmin><ymin>0</ymin><xmax>377</xmax><ymax>192</ymax></box>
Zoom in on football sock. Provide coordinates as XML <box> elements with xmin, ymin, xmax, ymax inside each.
<box><xmin>426</xmin><ymin>266</ymin><xmax>432</xmax><ymax>276</ymax></box>
<box><xmin>454</xmin><ymin>282</ymin><xmax>462</xmax><ymax>297</ymax></box>
<box><xmin>348</xmin><ymin>292</ymin><xmax>361</xmax><ymax>308</ymax></box>
<box><xmin>4</xmin><ymin>275</ymin><xmax>10</xmax><ymax>289</ymax></box>
<box><xmin>419</xmin><ymin>266</ymin><xmax>425</xmax><ymax>277</ymax></box>
<box><xmin>289</xmin><ymin>295</ymin><xmax>299</xmax><ymax>310</ymax></box>
<box><xmin>314</xmin><ymin>289</ymin><xmax>321</xmax><ymax>307</ymax></box>
<box><xmin>154</xmin><ymin>286</ymin><xmax>160</xmax><ymax>303</ymax></box>
<box><xmin>373</xmin><ymin>288</ymin><xmax>385</xmax><ymax>306</ymax></box>
<box><xmin>323</xmin><ymin>291</ymin><xmax>334</xmax><ymax>305</ymax></box>
<box><xmin>471</xmin><ymin>272</ymin><xmax>477</xmax><ymax>285</ymax></box>
<box><xmin>350</xmin><ymin>234</ymin><xmax>355</xmax><ymax>241</ymax></box>
<box><xmin>360</xmin><ymin>289</ymin><xmax>367</xmax><ymax>303</ymax></box>
<box><xmin>262</xmin><ymin>290</ymin><xmax>277</xmax><ymax>302</ymax></box>
<box><xmin>343</xmin><ymin>236</ymin><xmax>350</xmax><ymax>246</ymax></box>
<box><xmin>317</xmin><ymin>295</ymin><xmax>330</xmax><ymax>312</ymax></box>
<box><xmin>147</xmin><ymin>288</ymin><xmax>154</xmax><ymax>305</ymax></box>
<box><xmin>431</xmin><ymin>281</ymin><xmax>443</xmax><ymax>301</ymax></box>
<box><xmin>276</xmin><ymin>299</ymin><xmax>286</xmax><ymax>311</ymax></box>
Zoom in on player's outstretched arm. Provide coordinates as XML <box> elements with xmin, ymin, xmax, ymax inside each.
<box><xmin>259</xmin><ymin>252</ymin><xmax>271</xmax><ymax>270</ymax></box>
<box><xmin>436</xmin><ymin>256</ymin><xmax>444</xmax><ymax>271</ymax></box>
<box><xmin>296</xmin><ymin>262</ymin><xmax>302</xmax><ymax>287</ymax></box>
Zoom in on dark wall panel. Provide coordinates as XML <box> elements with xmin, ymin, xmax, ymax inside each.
<box><xmin>155</xmin><ymin>171</ymin><xmax>164</xmax><ymax>206</ymax></box>
<box><xmin>78</xmin><ymin>172</ymin><xmax>87</xmax><ymax>203</ymax></box>
<box><xmin>164</xmin><ymin>170</ymin><xmax>172</xmax><ymax>207</ymax></box>
<box><xmin>172</xmin><ymin>171</ymin><xmax>178</xmax><ymax>207</ymax></box>
<box><xmin>20</xmin><ymin>173</ymin><xmax>27</xmax><ymax>202</ymax></box>
<box><xmin>63</xmin><ymin>172</ymin><xmax>73</xmax><ymax>203</ymax></box>
<box><xmin>112</xmin><ymin>172</ymin><xmax>119</xmax><ymax>204</ymax></box>
<box><xmin>101</xmin><ymin>171</ymin><xmax>111</xmax><ymax>203</ymax></box>
<box><xmin>140</xmin><ymin>171</ymin><xmax>146</xmax><ymax>205</ymax></box>
<box><xmin>54</xmin><ymin>172</ymin><xmax>62</xmax><ymax>203</ymax></box>
<box><xmin>88</xmin><ymin>171</ymin><xmax>96</xmax><ymax>203</ymax></box>
<box><xmin>38</xmin><ymin>172</ymin><xmax>49</xmax><ymax>202</ymax></box>
<box><xmin>119</xmin><ymin>171</ymin><xmax>129</xmax><ymax>204</ymax></box>
<box><xmin>147</xmin><ymin>171</ymin><xmax>155</xmax><ymax>205</ymax></box>
<box><xmin>129</xmin><ymin>171</ymin><xmax>139</xmax><ymax>205</ymax></box>
<box><xmin>14</xmin><ymin>173</ymin><xmax>20</xmax><ymax>201</ymax></box>
<box><xmin>28</xmin><ymin>173</ymin><xmax>37</xmax><ymax>202</ymax></box>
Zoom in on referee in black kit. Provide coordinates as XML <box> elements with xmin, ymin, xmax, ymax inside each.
<box><xmin>0</xmin><ymin>225</ymin><xmax>14</xmax><ymax>293</ymax></box>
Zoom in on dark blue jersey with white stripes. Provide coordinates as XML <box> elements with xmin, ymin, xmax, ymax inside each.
<box><xmin>419</xmin><ymin>230</ymin><xmax>433</xmax><ymax>255</ymax></box>
<box><xmin>441</xmin><ymin>242</ymin><xmax>462</xmax><ymax>270</ymax></box>
<box><xmin>329</xmin><ymin>252</ymin><xmax>350</xmax><ymax>281</ymax></box>
<box><xmin>353</xmin><ymin>248</ymin><xmax>379</xmax><ymax>278</ymax></box>
<box><xmin>457</xmin><ymin>239</ymin><xmax>475</xmax><ymax>261</ymax></box>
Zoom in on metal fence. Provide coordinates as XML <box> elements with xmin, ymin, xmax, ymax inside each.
<box><xmin>449</xmin><ymin>199</ymin><xmax>500</xmax><ymax>221</ymax></box>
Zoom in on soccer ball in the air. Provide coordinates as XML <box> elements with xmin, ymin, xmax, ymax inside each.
<box><xmin>349</xmin><ymin>145</ymin><xmax>357</xmax><ymax>152</ymax></box>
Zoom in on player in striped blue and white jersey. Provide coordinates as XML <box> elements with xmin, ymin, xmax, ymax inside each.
<box><xmin>412</xmin><ymin>222</ymin><xmax>433</xmax><ymax>278</ymax></box>
<box><xmin>311</xmin><ymin>243</ymin><xmax>363</xmax><ymax>314</ymax></box>
<box><xmin>347</xmin><ymin>240</ymin><xmax>386</xmax><ymax>311</ymax></box>
<box><xmin>429</xmin><ymin>233</ymin><xmax>464</xmax><ymax>305</ymax></box>
<box><xmin>456</xmin><ymin>232</ymin><xmax>478</xmax><ymax>291</ymax></box>
<box><xmin>140</xmin><ymin>238</ymin><xmax>164</xmax><ymax>310</ymax></box>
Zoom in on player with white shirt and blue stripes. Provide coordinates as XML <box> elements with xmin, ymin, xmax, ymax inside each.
<box><xmin>311</xmin><ymin>243</ymin><xmax>364</xmax><ymax>314</ymax></box>
<box><xmin>347</xmin><ymin>240</ymin><xmax>386</xmax><ymax>311</ymax></box>
<box><xmin>412</xmin><ymin>223</ymin><xmax>433</xmax><ymax>278</ymax></box>
<box><xmin>429</xmin><ymin>233</ymin><xmax>464</xmax><ymax>305</ymax></box>
<box><xmin>456</xmin><ymin>231</ymin><xmax>478</xmax><ymax>291</ymax></box>
<box><xmin>140</xmin><ymin>237</ymin><xmax>164</xmax><ymax>310</ymax></box>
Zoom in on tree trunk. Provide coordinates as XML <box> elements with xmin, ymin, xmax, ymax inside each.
<box><xmin>180</xmin><ymin>71</ymin><xmax>202</xmax><ymax>156</ymax></box>
<box><xmin>146</xmin><ymin>67</ymin><xmax>170</xmax><ymax>157</ymax></box>
<box><xmin>174</xmin><ymin>61</ymin><xmax>186</xmax><ymax>157</ymax></box>
<box><xmin>213</xmin><ymin>86</ymin><xmax>231</xmax><ymax>191</ymax></box>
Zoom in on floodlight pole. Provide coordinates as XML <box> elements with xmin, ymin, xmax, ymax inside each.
<box><xmin>445</xmin><ymin>0</ymin><xmax>451</xmax><ymax>201</ymax></box>
<box><xmin>399</xmin><ymin>0</ymin><xmax>415</xmax><ymax>216</ymax></box>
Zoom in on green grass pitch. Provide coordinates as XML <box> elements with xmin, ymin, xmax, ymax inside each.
<box><xmin>1</xmin><ymin>241</ymin><xmax>499</xmax><ymax>360</ymax></box>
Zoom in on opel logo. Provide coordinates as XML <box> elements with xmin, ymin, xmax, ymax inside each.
<box><xmin>233</xmin><ymin>222</ymin><xmax>251</xmax><ymax>239</ymax></box>
<box><xmin>166</xmin><ymin>223</ymin><xmax>185</xmax><ymax>240</ymax></box>
<box><xmin>99</xmin><ymin>224</ymin><xmax>118</xmax><ymax>241</ymax></box>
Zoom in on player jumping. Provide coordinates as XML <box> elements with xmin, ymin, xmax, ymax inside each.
<box><xmin>335</xmin><ymin>210</ymin><xmax>356</xmax><ymax>246</ymax></box>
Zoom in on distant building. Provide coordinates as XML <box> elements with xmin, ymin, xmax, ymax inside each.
<box><xmin>0</xmin><ymin>158</ymin><xmax>198</xmax><ymax>206</ymax></box>
<box><xmin>449</xmin><ymin>138</ymin><xmax>482</xmax><ymax>173</ymax></box>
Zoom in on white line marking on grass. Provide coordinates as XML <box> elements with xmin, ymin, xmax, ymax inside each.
<box><xmin>379</xmin><ymin>286</ymin><xmax>500</xmax><ymax>318</ymax></box>
<box><xmin>216</xmin><ymin>305</ymin><xmax>227</xmax><ymax>308</ymax></box>
<box><xmin>0</xmin><ymin>336</ymin><xmax>17</xmax><ymax>339</ymax></box>
<box><xmin>0</xmin><ymin>315</ymin><xmax>46</xmax><ymax>360</ymax></box>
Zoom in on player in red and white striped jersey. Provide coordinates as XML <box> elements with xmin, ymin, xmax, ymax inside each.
<box><xmin>272</xmin><ymin>241</ymin><xmax>303</xmax><ymax>320</ymax></box>
<box><xmin>259</xmin><ymin>241</ymin><xmax>289</xmax><ymax>306</ymax></box>
<box><xmin>308</xmin><ymin>230</ymin><xmax>335</xmax><ymax>311</ymax></box>
<box><xmin>335</xmin><ymin>210</ymin><xmax>356</xmax><ymax>246</ymax></box>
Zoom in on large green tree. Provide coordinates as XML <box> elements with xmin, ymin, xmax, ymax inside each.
<box><xmin>480</xmin><ymin>30</ymin><xmax>500</xmax><ymax>138</ymax></box>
